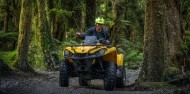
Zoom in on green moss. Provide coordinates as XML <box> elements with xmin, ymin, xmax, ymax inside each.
<box><xmin>0</xmin><ymin>50</ymin><xmax>16</xmax><ymax>64</ymax></box>
<box><xmin>184</xmin><ymin>31</ymin><xmax>190</xmax><ymax>36</ymax></box>
<box><xmin>28</xmin><ymin>35</ymin><xmax>45</xmax><ymax>69</ymax></box>
<box><xmin>163</xmin><ymin>67</ymin><xmax>181</xmax><ymax>81</ymax></box>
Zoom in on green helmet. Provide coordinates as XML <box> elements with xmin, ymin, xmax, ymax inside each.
<box><xmin>95</xmin><ymin>17</ymin><xmax>105</xmax><ymax>24</ymax></box>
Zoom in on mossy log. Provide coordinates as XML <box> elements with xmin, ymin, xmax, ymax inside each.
<box><xmin>167</xmin><ymin>73</ymin><xmax>190</xmax><ymax>86</ymax></box>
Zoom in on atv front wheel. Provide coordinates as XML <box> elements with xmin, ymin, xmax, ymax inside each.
<box><xmin>59</xmin><ymin>59</ymin><xmax>69</xmax><ymax>87</ymax></box>
<box><xmin>116</xmin><ymin>67</ymin><xmax>126</xmax><ymax>88</ymax></box>
<box><xmin>104</xmin><ymin>62</ymin><xmax>116</xmax><ymax>91</ymax></box>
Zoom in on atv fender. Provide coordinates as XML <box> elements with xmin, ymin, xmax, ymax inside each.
<box><xmin>103</xmin><ymin>47</ymin><xmax>117</xmax><ymax>64</ymax></box>
<box><xmin>117</xmin><ymin>54</ymin><xmax>124</xmax><ymax>67</ymax></box>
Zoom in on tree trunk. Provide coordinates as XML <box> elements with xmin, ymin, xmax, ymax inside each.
<box><xmin>37</xmin><ymin>0</ymin><xmax>59</xmax><ymax>70</ymax></box>
<box><xmin>110</xmin><ymin>0</ymin><xmax>125</xmax><ymax>46</ymax></box>
<box><xmin>51</xmin><ymin>0</ymin><xmax>69</xmax><ymax>41</ymax></box>
<box><xmin>139</xmin><ymin>0</ymin><xmax>182</xmax><ymax>82</ymax></box>
<box><xmin>12</xmin><ymin>0</ymin><xmax>21</xmax><ymax>32</ymax></box>
<box><xmin>85</xmin><ymin>0</ymin><xmax>96</xmax><ymax>28</ymax></box>
<box><xmin>72</xmin><ymin>0</ymin><xmax>83</xmax><ymax>30</ymax></box>
<box><xmin>181</xmin><ymin>0</ymin><xmax>190</xmax><ymax>31</ymax></box>
<box><xmin>164</xmin><ymin>0</ymin><xmax>182</xmax><ymax>67</ymax></box>
<box><xmin>46</xmin><ymin>0</ymin><xmax>54</xmax><ymax>35</ymax></box>
<box><xmin>81</xmin><ymin>0</ymin><xmax>86</xmax><ymax>31</ymax></box>
<box><xmin>3</xmin><ymin>0</ymin><xmax>9</xmax><ymax>32</ymax></box>
<box><xmin>13</xmin><ymin>0</ymin><xmax>33</xmax><ymax>72</ymax></box>
<box><xmin>139</xmin><ymin>0</ymin><xmax>166</xmax><ymax>82</ymax></box>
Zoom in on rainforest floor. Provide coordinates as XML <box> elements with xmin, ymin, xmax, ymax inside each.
<box><xmin>0</xmin><ymin>69</ymin><xmax>189</xmax><ymax>94</ymax></box>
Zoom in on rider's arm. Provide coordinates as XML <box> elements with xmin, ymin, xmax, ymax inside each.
<box><xmin>81</xmin><ymin>26</ymin><xmax>95</xmax><ymax>37</ymax></box>
<box><xmin>105</xmin><ymin>31</ymin><xmax>110</xmax><ymax>41</ymax></box>
<box><xmin>99</xmin><ymin>29</ymin><xmax>111</xmax><ymax>44</ymax></box>
<box><xmin>103</xmin><ymin>29</ymin><xmax>111</xmax><ymax>43</ymax></box>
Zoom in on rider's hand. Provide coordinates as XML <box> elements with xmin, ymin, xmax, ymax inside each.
<box><xmin>76</xmin><ymin>32</ymin><xmax>85</xmax><ymax>40</ymax></box>
<box><xmin>76</xmin><ymin>32</ymin><xmax>81</xmax><ymax>36</ymax></box>
<box><xmin>76</xmin><ymin>32</ymin><xmax>82</xmax><ymax>37</ymax></box>
<box><xmin>105</xmin><ymin>40</ymin><xmax>110</xmax><ymax>44</ymax></box>
<box><xmin>99</xmin><ymin>39</ymin><xmax>110</xmax><ymax>44</ymax></box>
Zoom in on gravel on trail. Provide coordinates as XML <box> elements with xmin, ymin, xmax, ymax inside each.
<box><xmin>0</xmin><ymin>69</ymin><xmax>175</xmax><ymax>94</ymax></box>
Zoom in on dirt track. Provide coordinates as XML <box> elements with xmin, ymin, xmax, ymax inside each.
<box><xmin>0</xmin><ymin>69</ymin><xmax>175</xmax><ymax>94</ymax></box>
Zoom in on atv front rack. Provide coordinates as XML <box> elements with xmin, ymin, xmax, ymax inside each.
<box><xmin>64</xmin><ymin>44</ymin><xmax>112</xmax><ymax>47</ymax></box>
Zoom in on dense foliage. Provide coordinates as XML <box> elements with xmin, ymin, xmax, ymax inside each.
<box><xmin>0</xmin><ymin>0</ymin><xmax>189</xmax><ymax>73</ymax></box>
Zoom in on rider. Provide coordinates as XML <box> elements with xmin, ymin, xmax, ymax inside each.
<box><xmin>76</xmin><ymin>17</ymin><xmax>110</xmax><ymax>44</ymax></box>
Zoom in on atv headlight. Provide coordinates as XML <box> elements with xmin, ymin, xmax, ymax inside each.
<box><xmin>98</xmin><ymin>49</ymin><xmax>106</xmax><ymax>56</ymax></box>
<box><xmin>64</xmin><ymin>50</ymin><xmax>70</xmax><ymax>56</ymax></box>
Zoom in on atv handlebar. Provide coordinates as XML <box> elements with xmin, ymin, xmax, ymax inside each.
<box><xmin>76</xmin><ymin>33</ymin><xmax>110</xmax><ymax>45</ymax></box>
<box><xmin>98</xmin><ymin>40</ymin><xmax>110</xmax><ymax>45</ymax></box>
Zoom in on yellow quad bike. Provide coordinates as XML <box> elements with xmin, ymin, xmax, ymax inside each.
<box><xmin>59</xmin><ymin>36</ymin><xmax>126</xmax><ymax>90</ymax></box>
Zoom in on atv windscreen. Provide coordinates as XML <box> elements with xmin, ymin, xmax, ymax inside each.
<box><xmin>83</xmin><ymin>36</ymin><xmax>98</xmax><ymax>45</ymax></box>
<box><xmin>83</xmin><ymin>36</ymin><xmax>108</xmax><ymax>45</ymax></box>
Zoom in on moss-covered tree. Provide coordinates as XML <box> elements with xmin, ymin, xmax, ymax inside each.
<box><xmin>85</xmin><ymin>0</ymin><xmax>96</xmax><ymax>28</ymax></box>
<box><xmin>3</xmin><ymin>0</ymin><xmax>9</xmax><ymax>32</ymax></box>
<box><xmin>73</xmin><ymin>1</ymin><xmax>83</xmax><ymax>30</ymax></box>
<box><xmin>13</xmin><ymin>0</ymin><xmax>33</xmax><ymax>71</ymax></box>
<box><xmin>124</xmin><ymin>0</ymin><xmax>145</xmax><ymax>42</ymax></box>
<box><xmin>164</xmin><ymin>0</ymin><xmax>182</xmax><ymax>67</ymax></box>
<box><xmin>110</xmin><ymin>0</ymin><xmax>125</xmax><ymax>46</ymax></box>
<box><xmin>47</xmin><ymin>0</ymin><xmax>74</xmax><ymax>41</ymax></box>
<box><xmin>12</xmin><ymin>0</ymin><xmax>21</xmax><ymax>32</ymax></box>
<box><xmin>181</xmin><ymin>0</ymin><xmax>190</xmax><ymax>31</ymax></box>
<box><xmin>139</xmin><ymin>0</ymin><xmax>182</xmax><ymax>82</ymax></box>
<box><xmin>139</xmin><ymin>0</ymin><xmax>166</xmax><ymax>81</ymax></box>
<box><xmin>37</xmin><ymin>0</ymin><xmax>59</xmax><ymax>70</ymax></box>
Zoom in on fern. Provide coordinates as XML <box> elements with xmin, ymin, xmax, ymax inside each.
<box><xmin>49</xmin><ymin>8</ymin><xmax>72</xmax><ymax>20</ymax></box>
<box><xmin>117</xmin><ymin>32</ymin><xmax>143</xmax><ymax>69</ymax></box>
<box><xmin>181</xmin><ymin>31</ymin><xmax>190</xmax><ymax>54</ymax></box>
<box><xmin>0</xmin><ymin>32</ymin><xmax>18</xmax><ymax>40</ymax></box>
<box><xmin>0</xmin><ymin>50</ymin><xmax>16</xmax><ymax>64</ymax></box>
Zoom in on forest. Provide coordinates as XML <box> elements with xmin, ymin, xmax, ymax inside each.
<box><xmin>0</xmin><ymin>0</ymin><xmax>190</xmax><ymax>93</ymax></box>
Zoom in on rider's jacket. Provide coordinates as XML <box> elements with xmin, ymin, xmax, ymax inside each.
<box><xmin>81</xmin><ymin>26</ymin><xmax>110</xmax><ymax>41</ymax></box>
